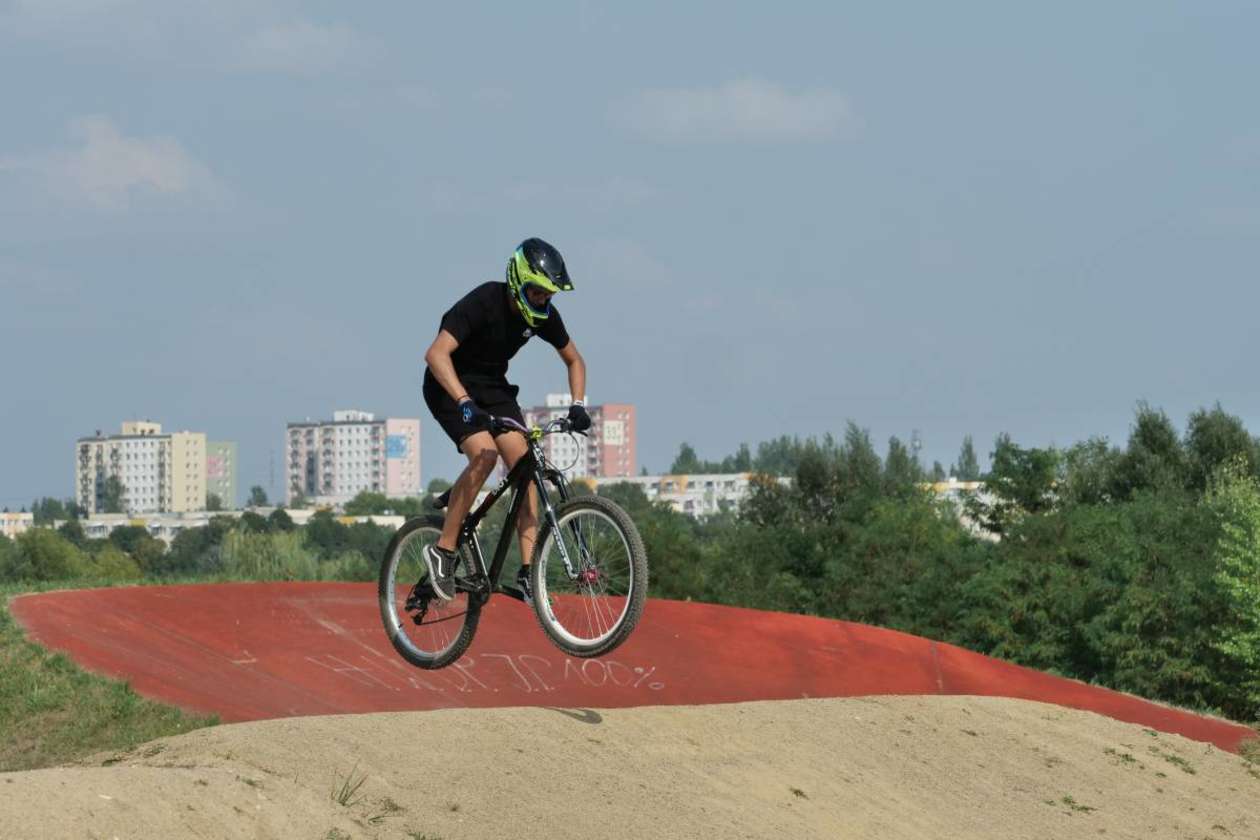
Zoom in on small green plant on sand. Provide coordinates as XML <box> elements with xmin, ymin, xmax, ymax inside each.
<box><xmin>1149</xmin><ymin>747</ymin><xmax>1197</xmax><ymax>775</ymax></box>
<box><xmin>331</xmin><ymin>762</ymin><xmax>368</xmax><ymax>807</ymax></box>
<box><xmin>1239</xmin><ymin>737</ymin><xmax>1260</xmax><ymax>765</ymax></box>
<box><xmin>1060</xmin><ymin>795</ymin><xmax>1096</xmax><ymax>813</ymax></box>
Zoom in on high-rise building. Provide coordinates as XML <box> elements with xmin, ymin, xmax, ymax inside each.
<box><xmin>285</xmin><ymin>409</ymin><xmax>421</xmax><ymax>506</ymax></box>
<box><xmin>206</xmin><ymin>441</ymin><xmax>238</xmax><ymax>508</ymax></box>
<box><xmin>75</xmin><ymin>422</ymin><xmax>207</xmax><ymax>515</ymax></box>
<box><xmin>522</xmin><ymin>394</ymin><xmax>636</xmax><ymax>478</ymax></box>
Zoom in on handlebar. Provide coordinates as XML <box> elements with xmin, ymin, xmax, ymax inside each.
<box><xmin>488</xmin><ymin>415</ymin><xmax>587</xmax><ymax>437</ymax></box>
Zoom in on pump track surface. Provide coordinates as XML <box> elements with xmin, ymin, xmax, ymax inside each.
<box><xmin>9</xmin><ymin>582</ymin><xmax>1254</xmax><ymax>753</ymax></box>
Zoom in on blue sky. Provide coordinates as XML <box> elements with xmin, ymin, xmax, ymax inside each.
<box><xmin>2</xmin><ymin>2</ymin><xmax>1258</xmax><ymax>507</ymax></box>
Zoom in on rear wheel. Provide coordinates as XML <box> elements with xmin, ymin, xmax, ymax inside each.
<box><xmin>531</xmin><ymin>496</ymin><xmax>648</xmax><ymax>658</ymax></box>
<box><xmin>378</xmin><ymin>516</ymin><xmax>482</xmax><ymax>669</ymax></box>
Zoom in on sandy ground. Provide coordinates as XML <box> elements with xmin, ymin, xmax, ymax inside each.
<box><xmin>0</xmin><ymin>696</ymin><xmax>1257</xmax><ymax>840</ymax></box>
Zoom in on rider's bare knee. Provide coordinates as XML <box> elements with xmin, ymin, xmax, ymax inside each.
<box><xmin>466</xmin><ymin>447</ymin><xmax>499</xmax><ymax>481</ymax></box>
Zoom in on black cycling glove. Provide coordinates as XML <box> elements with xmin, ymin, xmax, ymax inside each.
<box><xmin>459</xmin><ymin>398</ymin><xmax>491</xmax><ymax>429</ymax></box>
<box><xmin>568</xmin><ymin>402</ymin><xmax>592</xmax><ymax>432</ymax></box>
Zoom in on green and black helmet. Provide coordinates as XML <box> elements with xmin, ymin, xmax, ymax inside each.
<box><xmin>506</xmin><ymin>237</ymin><xmax>574</xmax><ymax>327</ymax></box>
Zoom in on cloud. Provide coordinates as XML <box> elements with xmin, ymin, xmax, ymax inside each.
<box><xmin>2</xmin><ymin>5</ymin><xmax>371</xmax><ymax>75</ymax></box>
<box><xmin>614</xmin><ymin>78</ymin><xmax>853</xmax><ymax>143</ymax></box>
<box><xmin>232</xmin><ymin>21</ymin><xmax>373</xmax><ymax>75</ymax></box>
<box><xmin>0</xmin><ymin>116</ymin><xmax>223</xmax><ymax>210</ymax></box>
<box><xmin>422</xmin><ymin>176</ymin><xmax>657</xmax><ymax>216</ymax></box>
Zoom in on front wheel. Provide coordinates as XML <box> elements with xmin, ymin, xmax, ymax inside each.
<box><xmin>531</xmin><ymin>495</ymin><xmax>648</xmax><ymax>658</ymax></box>
<box><xmin>378</xmin><ymin>515</ymin><xmax>482</xmax><ymax>669</ymax></box>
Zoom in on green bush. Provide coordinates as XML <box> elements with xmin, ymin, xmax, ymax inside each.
<box><xmin>220</xmin><ymin>530</ymin><xmax>319</xmax><ymax>581</ymax></box>
<box><xmin>1</xmin><ymin>529</ymin><xmax>86</xmax><ymax>582</ymax></box>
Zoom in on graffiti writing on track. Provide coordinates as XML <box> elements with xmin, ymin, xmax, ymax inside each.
<box><xmin>303</xmin><ymin>652</ymin><xmax>665</xmax><ymax>695</ymax></box>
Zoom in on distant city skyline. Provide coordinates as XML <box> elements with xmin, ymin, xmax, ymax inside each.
<box><xmin>3</xmin><ymin>4</ymin><xmax>1259</xmax><ymax>507</ymax></box>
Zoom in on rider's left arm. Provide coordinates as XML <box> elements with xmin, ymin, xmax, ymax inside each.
<box><xmin>557</xmin><ymin>340</ymin><xmax>586</xmax><ymax>403</ymax></box>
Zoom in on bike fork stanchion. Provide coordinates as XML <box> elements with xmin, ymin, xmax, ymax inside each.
<box><xmin>536</xmin><ymin>474</ymin><xmax>580</xmax><ymax>580</ymax></box>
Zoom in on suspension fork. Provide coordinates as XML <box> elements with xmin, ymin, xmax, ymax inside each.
<box><xmin>535</xmin><ymin>463</ymin><xmax>596</xmax><ymax>579</ymax></box>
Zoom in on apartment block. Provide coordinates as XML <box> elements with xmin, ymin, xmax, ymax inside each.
<box><xmin>75</xmin><ymin>422</ymin><xmax>207</xmax><ymax>515</ymax></box>
<box><xmin>522</xmin><ymin>394</ymin><xmax>636</xmax><ymax>478</ymax></box>
<box><xmin>587</xmin><ymin>472</ymin><xmax>768</xmax><ymax>517</ymax></box>
<box><xmin>1</xmin><ymin>511</ymin><xmax>34</xmax><ymax>539</ymax></box>
<box><xmin>206</xmin><ymin>441</ymin><xmax>238</xmax><ymax>508</ymax></box>
<box><xmin>286</xmin><ymin>409</ymin><xmax>421</xmax><ymax>506</ymax></box>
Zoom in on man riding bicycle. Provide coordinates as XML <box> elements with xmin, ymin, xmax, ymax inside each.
<box><xmin>421</xmin><ymin>237</ymin><xmax>591</xmax><ymax>603</ymax></box>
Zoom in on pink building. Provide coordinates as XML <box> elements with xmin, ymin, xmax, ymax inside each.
<box><xmin>384</xmin><ymin>417</ymin><xmax>421</xmax><ymax>496</ymax></box>
<box><xmin>522</xmin><ymin>395</ymin><xmax>636</xmax><ymax>479</ymax></box>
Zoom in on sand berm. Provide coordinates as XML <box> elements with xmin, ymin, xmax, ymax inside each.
<box><xmin>1</xmin><ymin>695</ymin><xmax>1257</xmax><ymax>839</ymax></box>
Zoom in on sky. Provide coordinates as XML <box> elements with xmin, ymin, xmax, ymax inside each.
<box><xmin>2</xmin><ymin>1</ymin><xmax>1258</xmax><ymax>508</ymax></box>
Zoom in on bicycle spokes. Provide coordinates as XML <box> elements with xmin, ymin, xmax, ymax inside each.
<box><xmin>537</xmin><ymin>505</ymin><xmax>635</xmax><ymax>645</ymax></box>
<box><xmin>380</xmin><ymin>522</ymin><xmax>480</xmax><ymax>667</ymax></box>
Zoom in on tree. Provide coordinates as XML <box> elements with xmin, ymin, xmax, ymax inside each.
<box><xmin>267</xmin><ymin>508</ymin><xmax>295</xmax><ymax>532</ymax></box>
<box><xmin>159</xmin><ymin>517</ymin><xmax>235</xmax><ymax>576</ymax></box>
<box><xmin>974</xmin><ymin>434</ymin><xmax>1060</xmax><ymax>534</ymax></box>
<box><xmin>4</xmin><ymin>529</ymin><xmax>86</xmax><ymax>581</ymax></box>
<box><xmin>953</xmin><ymin>436</ymin><xmax>980</xmax><ymax>480</ymax></box>
<box><xmin>883</xmin><ymin>436</ymin><xmax>922</xmax><ymax>493</ymax></box>
<box><xmin>304</xmin><ymin>510</ymin><xmax>349</xmax><ymax>557</ymax></box>
<box><xmin>102</xmin><ymin>476</ymin><xmax>126</xmax><ymax>514</ymax></box>
<box><xmin>344</xmin><ymin>491</ymin><xmax>392</xmax><ymax>515</ymax></box>
<box><xmin>88</xmin><ymin>545</ymin><xmax>142</xmax><ymax>579</ymax></box>
<box><xmin>107</xmin><ymin>525</ymin><xmax>166</xmax><ymax>574</ymax></box>
<box><xmin>840</xmin><ymin>424</ymin><xmax>882</xmax><ymax>495</ymax></box>
<box><xmin>206</xmin><ymin>493</ymin><xmax>223</xmax><ymax>512</ymax></box>
<box><xmin>931</xmin><ymin>461</ymin><xmax>946</xmax><ymax>482</ymax></box>
<box><xmin>30</xmin><ymin>497</ymin><xmax>72</xmax><ymax>525</ymax></box>
<box><xmin>248</xmin><ymin>486</ymin><xmax>269</xmax><ymax>508</ymax></box>
<box><xmin>239</xmin><ymin>511</ymin><xmax>270</xmax><ymax>533</ymax></box>
<box><xmin>0</xmin><ymin>534</ymin><xmax>14</xmax><ymax>579</ymax></box>
<box><xmin>289</xmin><ymin>491</ymin><xmax>308</xmax><ymax>509</ymax></box>
<box><xmin>670</xmin><ymin>443</ymin><xmax>702</xmax><ymax>474</ymax></box>
<box><xmin>57</xmin><ymin>518</ymin><xmax>87</xmax><ymax>548</ymax></box>
<box><xmin>1185</xmin><ymin>403</ymin><xmax>1260</xmax><ymax>492</ymax></box>
<box><xmin>754</xmin><ymin>435</ymin><xmax>807</xmax><ymax>476</ymax></box>
<box><xmin>1108</xmin><ymin>402</ymin><xmax>1188</xmax><ymax>500</ymax></box>
<box><xmin>667</xmin><ymin>441</ymin><xmax>755</xmax><ymax>475</ymax></box>
<box><xmin>425</xmin><ymin>478</ymin><xmax>452</xmax><ymax>495</ymax></box>
<box><xmin>1206</xmin><ymin>461</ymin><xmax>1260</xmax><ymax>714</ymax></box>
<box><xmin>1057</xmin><ymin>437</ymin><xmax>1121</xmax><ymax>507</ymax></box>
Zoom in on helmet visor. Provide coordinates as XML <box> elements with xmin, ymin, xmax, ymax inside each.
<box><xmin>519</xmin><ymin>283</ymin><xmax>553</xmax><ymax>319</ymax></box>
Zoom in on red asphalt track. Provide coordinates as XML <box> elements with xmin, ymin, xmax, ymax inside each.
<box><xmin>10</xmin><ymin>583</ymin><xmax>1255</xmax><ymax>753</ymax></box>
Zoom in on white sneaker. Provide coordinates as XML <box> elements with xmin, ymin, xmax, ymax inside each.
<box><xmin>424</xmin><ymin>544</ymin><xmax>457</xmax><ymax>601</ymax></box>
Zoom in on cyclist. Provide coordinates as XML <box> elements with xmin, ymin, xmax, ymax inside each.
<box><xmin>421</xmin><ymin>237</ymin><xmax>592</xmax><ymax>602</ymax></box>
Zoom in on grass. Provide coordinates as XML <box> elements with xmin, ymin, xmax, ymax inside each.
<box><xmin>0</xmin><ymin>580</ymin><xmax>217</xmax><ymax>772</ymax></box>
<box><xmin>1149</xmin><ymin>746</ymin><xmax>1197</xmax><ymax>775</ymax></box>
<box><xmin>1104</xmin><ymin>747</ymin><xmax>1143</xmax><ymax>768</ymax></box>
<box><xmin>1059</xmin><ymin>795</ymin><xmax>1096</xmax><ymax>813</ymax></box>
<box><xmin>1240</xmin><ymin>735</ymin><xmax>1260</xmax><ymax>766</ymax></box>
<box><xmin>331</xmin><ymin>762</ymin><xmax>368</xmax><ymax>807</ymax></box>
<box><xmin>1044</xmin><ymin>795</ymin><xmax>1097</xmax><ymax>813</ymax></box>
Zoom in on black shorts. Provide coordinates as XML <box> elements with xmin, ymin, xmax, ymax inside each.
<box><xmin>422</xmin><ymin>369</ymin><xmax>526</xmax><ymax>453</ymax></box>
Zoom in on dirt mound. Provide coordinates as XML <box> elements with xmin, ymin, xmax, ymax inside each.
<box><xmin>2</xmin><ymin>696</ymin><xmax>1256</xmax><ymax>840</ymax></box>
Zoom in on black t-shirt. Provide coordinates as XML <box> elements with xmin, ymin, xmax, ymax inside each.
<box><xmin>437</xmin><ymin>281</ymin><xmax>570</xmax><ymax>387</ymax></box>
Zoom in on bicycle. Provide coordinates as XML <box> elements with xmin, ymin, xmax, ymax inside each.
<box><xmin>378</xmin><ymin>415</ymin><xmax>649</xmax><ymax>669</ymax></box>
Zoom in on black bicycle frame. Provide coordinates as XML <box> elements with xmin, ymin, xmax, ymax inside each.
<box><xmin>456</xmin><ymin>435</ymin><xmax>572</xmax><ymax>601</ymax></box>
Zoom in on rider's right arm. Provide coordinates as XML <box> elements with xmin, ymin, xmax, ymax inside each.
<box><xmin>424</xmin><ymin>330</ymin><xmax>471</xmax><ymax>404</ymax></box>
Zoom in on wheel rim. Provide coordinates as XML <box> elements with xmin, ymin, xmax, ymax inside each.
<box><xmin>536</xmin><ymin>507</ymin><xmax>635</xmax><ymax>648</ymax></box>
<box><xmin>383</xmin><ymin>525</ymin><xmax>472</xmax><ymax>661</ymax></box>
